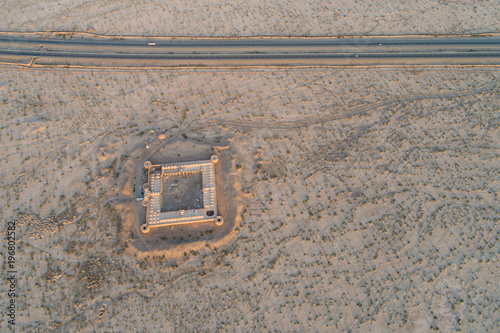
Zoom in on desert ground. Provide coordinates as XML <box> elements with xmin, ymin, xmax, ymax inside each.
<box><xmin>0</xmin><ymin>1</ymin><xmax>499</xmax><ymax>331</ymax></box>
<box><xmin>1</xmin><ymin>0</ymin><xmax>499</xmax><ymax>37</ymax></box>
<box><xmin>0</xmin><ymin>64</ymin><xmax>498</xmax><ymax>331</ymax></box>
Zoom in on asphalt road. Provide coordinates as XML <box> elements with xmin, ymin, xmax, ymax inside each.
<box><xmin>1</xmin><ymin>34</ymin><xmax>499</xmax><ymax>66</ymax></box>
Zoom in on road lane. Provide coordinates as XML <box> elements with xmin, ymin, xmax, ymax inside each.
<box><xmin>1</xmin><ymin>49</ymin><xmax>499</xmax><ymax>59</ymax></box>
<box><xmin>2</xmin><ymin>36</ymin><xmax>500</xmax><ymax>47</ymax></box>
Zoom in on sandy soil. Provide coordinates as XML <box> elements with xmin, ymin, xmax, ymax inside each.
<box><xmin>0</xmin><ymin>65</ymin><xmax>498</xmax><ymax>331</ymax></box>
<box><xmin>0</xmin><ymin>0</ymin><xmax>498</xmax><ymax>37</ymax></box>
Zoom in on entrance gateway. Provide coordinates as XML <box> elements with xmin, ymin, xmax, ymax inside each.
<box><xmin>141</xmin><ymin>155</ymin><xmax>223</xmax><ymax>233</ymax></box>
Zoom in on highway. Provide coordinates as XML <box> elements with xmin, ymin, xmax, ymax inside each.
<box><xmin>1</xmin><ymin>34</ymin><xmax>499</xmax><ymax>67</ymax></box>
